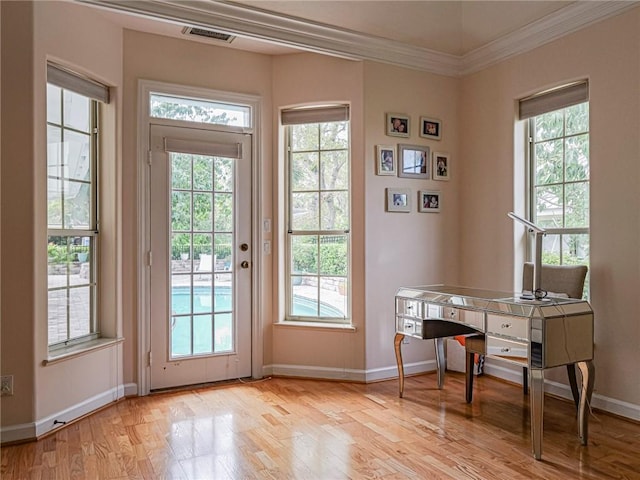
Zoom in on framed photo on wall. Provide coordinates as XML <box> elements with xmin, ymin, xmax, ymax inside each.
<box><xmin>419</xmin><ymin>116</ymin><xmax>442</xmax><ymax>140</ymax></box>
<box><xmin>433</xmin><ymin>152</ymin><xmax>450</xmax><ymax>180</ymax></box>
<box><xmin>386</xmin><ymin>113</ymin><xmax>410</xmax><ymax>137</ymax></box>
<box><xmin>419</xmin><ymin>190</ymin><xmax>441</xmax><ymax>213</ymax></box>
<box><xmin>398</xmin><ymin>144</ymin><xmax>430</xmax><ymax>179</ymax></box>
<box><xmin>386</xmin><ymin>188</ymin><xmax>411</xmax><ymax>212</ymax></box>
<box><xmin>376</xmin><ymin>145</ymin><xmax>396</xmax><ymax>175</ymax></box>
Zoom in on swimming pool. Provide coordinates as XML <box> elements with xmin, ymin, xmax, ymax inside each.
<box><xmin>170</xmin><ymin>286</ymin><xmax>344</xmax><ymax>357</ymax></box>
<box><xmin>171</xmin><ymin>286</ymin><xmax>344</xmax><ymax>317</ymax></box>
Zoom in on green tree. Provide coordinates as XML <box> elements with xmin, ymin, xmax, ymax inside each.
<box><xmin>534</xmin><ymin>103</ymin><xmax>589</xmax><ymax>267</ymax></box>
<box><xmin>170</xmin><ymin>152</ymin><xmax>235</xmax><ymax>261</ymax></box>
<box><xmin>150</xmin><ymin>97</ymin><xmax>234</xmax><ymax>125</ymax></box>
<box><xmin>288</xmin><ymin>120</ymin><xmax>349</xmax><ymax>300</ymax></box>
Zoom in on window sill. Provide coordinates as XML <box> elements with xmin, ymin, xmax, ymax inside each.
<box><xmin>274</xmin><ymin>321</ymin><xmax>356</xmax><ymax>332</ymax></box>
<box><xmin>43</xmin><ymin>337</ymin><xmax>124</xmax><ymax>366</ymax></box>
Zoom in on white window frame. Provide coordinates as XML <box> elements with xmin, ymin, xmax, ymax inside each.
<box><xmin>46</xmin><ymin>65</ymin><xmax>105</xmax><ymax>350</ymax></box>
<box><xmin>136</xmin><ymin>80</ymin><xmax>263</xmax><ymax>395</ymax></box>
<box><xmin>522</xmin><ymin>81</ymin><xmax>590</xmax><ymax>295</ymax></box>
<box><xmin>283</xmin><ymin>105</ymin><xmax>351</xmax><ymax>324</ymax></box>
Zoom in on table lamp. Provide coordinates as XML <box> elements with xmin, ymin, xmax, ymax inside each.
<box><xmin>507</xmin><ymin>212</ymin><xmax>546</xmax><ymax>299</ymax></box>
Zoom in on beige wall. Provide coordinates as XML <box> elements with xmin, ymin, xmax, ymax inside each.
<box><xmin>1</xmin><ymin>0</ymin><xmax>35</xmax><ymax>428</ymax></box>
<box><xmin>270</xmin><ymin>53</ymin><xmax>366</xmax><ymax>376</ymax></box>
<box><xmin>121</xmin><ymin>30</ymin><xmax>274</xmax><ymax>385</ymax></box>
<box><xmin>459</xmin><ymin>9</ymin><xmax>640</xmax><ymax>407</ymax></box>
<box><xmin>363</xmin><ymin>62</ymin><xmax>460</xmax><ymax>373</ymax></box>
<box><xmin>1</xmin><ymin>0</ymin><xmax>123</xmax><ymax>436</ymax></box>
<box><xmin>33</xmin><ymin>0</ymin><xmax>124</xmax><ymax>424</ymax></box>
<box><xmin>2</xmin><ymin>0</ymin><xmax>640</xmax><ymax>441</ymax></box>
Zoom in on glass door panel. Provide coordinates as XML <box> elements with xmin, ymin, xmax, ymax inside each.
<box><xmin>149</xmin><ymin>124</ymin><xmax>251</xmax><ymax>390</ymax></box>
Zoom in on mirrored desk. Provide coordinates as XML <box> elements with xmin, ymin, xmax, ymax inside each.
<box><xmin>394</xmin><ymin>285</ymin><xmax>594</xmax><ymax>460</ymax></box>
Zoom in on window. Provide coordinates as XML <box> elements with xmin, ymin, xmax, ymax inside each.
<box><xmin>283</xmin><ymin>105</ymin><xmax>350</xmax><ymax>323</ymax></box>
<box><xmin>46</xmin><ymin>64</ymin><xmax>109</xmax><ymax>349</ymax></box>
<box><xmin>149</xmin><ymin>93</ymin><xmax>251</xmax><ymax>127</ymax></box>
<box><xmin>522</xmin><ymin>82</ymin><xmax>589</xmax><ymax>293</ymax></box>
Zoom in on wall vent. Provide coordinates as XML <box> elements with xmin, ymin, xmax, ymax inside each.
<box><xmin>182</xmin><ymin>27</ymin><xmax>236</xmax><ymax>43</ymax></box>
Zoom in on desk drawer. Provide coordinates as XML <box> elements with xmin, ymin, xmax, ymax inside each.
<box><xmin>396</xmin><ymin>316</ymin><xmax>423</xmax><ymax>338</ymax></box>
<box><xmin>442</xmin><ymin>307</ymin><xmax>484</xmax><ymax>329</ymax></box>
<box><xmin>486</xmin><ymin>313</ymin><xmax>528</xmax><ymax>340</ymax></box>
<box><xmin>396</xmin><ymin>298</ymin><xmax>423</xmax><ymax>319</ymax></box>
<box><xmin>486</xmin><ymin>335</ymin><xmax>528</xmax><ymax>362</ymax></box>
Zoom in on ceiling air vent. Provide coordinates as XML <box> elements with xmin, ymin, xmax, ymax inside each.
<box><xmin>182</xmin><ymin>27</ymin><xmax>236</xmax><ymax>43</ymax></box>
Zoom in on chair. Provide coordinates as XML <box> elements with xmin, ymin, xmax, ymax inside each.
<box><xmin>196</xmin><ymin>254</ymin><xmax>213</xmax><ymax>279</ymax></box>
<box><xmin>465</xmin><ymin>262</ymin><xmax>588</xmax><ymax>405</ymax></box>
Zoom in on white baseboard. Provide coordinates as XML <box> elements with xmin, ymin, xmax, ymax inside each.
<box><xmin>34</xmin><ymin>385</ymin><xmax>126</xmax><ymax>438</ymax></box>
<box><xmin>365</xmin><ymin>360</ymin><xmax>437</xmax><ymax>382</ymax></box>
<box><xmin>263</xmin><ymin>360</ymin><xmax>437</xmax><ymax>383</ymax></box>
<box><xmin>590</xmin><ymin>392</ymin><xmax>640</xmax><ymax>421</ymax></box>
<box><xmin>1</xmin><ymin>383</ymin><xmax>131</xmax><ymax>444</ymax></box>
<box><xmin>265</xmin><ymin>363</ymin><xmax>366</xmax><ymax>382</ymax></box>
<box><xmin>123</xmin><ymin>382</ymin><xmax>138</xmax><ymax>397</ymax></box>
<box><xmin>0</xmin><ymin>422</ymin><xmax>36</xmax><ymax>444</ymax></box>
<box><xmin>483</xmin><ymin>360</ymin><xmax>640</xmax><ymax>421</ymax></box>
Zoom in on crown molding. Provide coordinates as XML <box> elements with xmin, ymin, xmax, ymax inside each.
<box><xmin>461</xmin><ymin>1</ymin><xmax>640</xmax><ymax>75</ymax></box>
<box><xmin>81</xmin><ymin>0</ymin><xmax>462</xmax><ymax>75</ymax></box>
<box><xmin>80</xmin><ymin>0</ymin><xmax>638</xmax><ymax>77</ymax></box>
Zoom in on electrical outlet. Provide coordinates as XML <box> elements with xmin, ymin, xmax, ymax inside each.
<box><xmin>1</xmin><ymin>375</ymin><xmax>14</xmax><ymax>396</ymax></box>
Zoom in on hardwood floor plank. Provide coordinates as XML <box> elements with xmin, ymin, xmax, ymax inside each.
<box><xmin>2</xmin><ymin>373</ymin><xmax>639</xmax><ymax>479</ymax></box>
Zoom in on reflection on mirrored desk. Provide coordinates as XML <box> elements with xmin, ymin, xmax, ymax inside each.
<box><xmin>394</xmin><ymin>285</ymin><xmax>594</xmax><ymax>460</ymax></box>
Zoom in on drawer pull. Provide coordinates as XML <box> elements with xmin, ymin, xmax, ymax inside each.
<box><xmin>501</xmin><ymin>323</ymin><xmax>512</xmax><ymax>329</ymax></box>
<box><xmin>450</xmin><ymin>311</ymin><xmax>456</xmax><ymax>317</ymax></box>
<box><xmin>501</xmin><ymin>347</ymin><xmax>510</xmax><ymax>353</ymax></box>
<box><xmin>405</xmin><ymin>325</ymin><xmax>412</xmax><ymax>330</ymax></box>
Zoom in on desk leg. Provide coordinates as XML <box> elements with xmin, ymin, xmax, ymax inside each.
<box><xmin>435</xmin><ymin>337</ymin><xmax>445</xmax><ymax>389</ymax></box>
<box><xmin>530</xmin><ymin>368</ymin><xmax>544</xmax><ymax>460</ymax></box>
<box><xmin>394</xmin><ymin>333</ymin><xmax>405</xmax><ymax>398</ymax></box>
<box><xmin>577</xmin><ymin>360</ymin><xmax>595</xmax><ymax>446</ymax></box>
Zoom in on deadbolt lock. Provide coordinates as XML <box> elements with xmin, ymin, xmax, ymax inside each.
<box><xmin>240</xmin><ymin>243</ymin><xmax>249</xmax><ymax>251</ymax></box>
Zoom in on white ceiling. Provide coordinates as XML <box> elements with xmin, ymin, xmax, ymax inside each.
<box><xmin>234</xmin><ymin>0</ymin><xmax>572</xmax><ymax>56</ymax></box>
<box><xmin>82</xmin><ymin>0</ymin><xmax>638</xmax><ymax>75</ymax></box>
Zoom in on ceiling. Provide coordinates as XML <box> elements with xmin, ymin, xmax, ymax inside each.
<box><xmin>234</xmin><ymin>0</ymin><xmax>572</xmax><ymax>56</ymax></box>
<box><xmin>81</xmin><ymin>0</ymin><xmax>638</xmax><ymax>75</ymax></box>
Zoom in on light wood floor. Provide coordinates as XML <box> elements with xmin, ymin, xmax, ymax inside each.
<box><xmin>2</xmin><ymin>373</ymin><xmax>639</xmax><ymax>479</ymax></box>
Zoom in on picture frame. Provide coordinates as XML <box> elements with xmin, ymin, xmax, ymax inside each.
<box><xmin>376</xmin><ymin>145</ymin><xmax>396</xmax><ymax>175</ymax></box>
<box><xmin>419</xmin><ymin>116</ymin><xmax>442</xmax><ymax>140</ymax></box>
<box><xmin>398</xmin><ymin>144</ymin><xmax>430</xmax><ymax>179</ymax></box>
<box><xmin>386</xmin><ymin>113</ymin><xmax>410</xmax><ymax>137</ymax></box>
<box><xmin>433</xmin><ymin>152</ymin><xmax>450</xmax><ymax>180</ymax></box>
<box><xmin>386</xmin><ymin>188</ymin><xmax>411</xmax><ymax>213</ymax></box>
<box><xmin>419</xmin><ymin>190</ymin><xmax>441</xmax><ymax>213</ymax></box>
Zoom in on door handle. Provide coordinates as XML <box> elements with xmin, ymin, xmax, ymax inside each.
<box><xmin>241</xmin><ymin>261</ymin><xmax>250</xmax><ymax>269</ymax></box>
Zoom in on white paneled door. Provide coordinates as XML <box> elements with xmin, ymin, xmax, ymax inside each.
<box><xmin>149</xmin><ymin>124</ymin><xmax>252</xmax><ymax>390</ymax></box>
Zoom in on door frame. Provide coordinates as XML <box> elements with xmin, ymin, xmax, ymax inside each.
<box><xmin>136</xmin><ymin>79</ymin><xmax>263</xmax><ymax>395</ymax></box>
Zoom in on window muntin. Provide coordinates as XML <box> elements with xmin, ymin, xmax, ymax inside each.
<box><xmin>286</xmin><ymin>119</ymin><xmax>350</xmax><ymax>323</ymax></box>
<box><xmin>529</xmin><ymin>101</ymin><xmax>589</xmax><ymax>281</ymax></box>
<box><xmin>47</xmin><ymin>84</ymin><xmax>98</xmax><ymax>348</ymax></box>
<box><xmin>149</xmin><ymin>93</ymin><xmax>251</xmax><ymax>128</ymax></box>
<box><xmin>169</xmin><ymin>151</ymin><xmax>235</xmax><ymax>358</ymax></box>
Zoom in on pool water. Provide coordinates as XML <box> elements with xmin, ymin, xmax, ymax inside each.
<box><xmin>171</xmin><ymin>286</ymin><xmax>343</xmax><ymax>317</ymax></box>
<box><xmin>170</xmin><ymin>286</ymin><xmax>343</xmax><ymax>357</ymax></box>
<box><xmin>171</xmin><ymin>286</ymin><xmax>232</xmax><ymax>315</ymax></box>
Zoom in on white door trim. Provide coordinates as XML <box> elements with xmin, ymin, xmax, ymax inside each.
<box><xmin>136</xmin><ymin>79</ymin><xmax>263</xmax><ymax>395</ymax></box>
